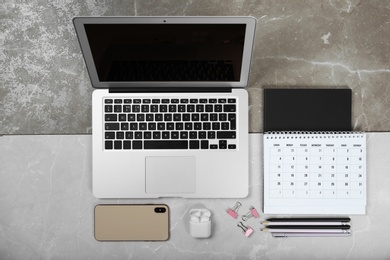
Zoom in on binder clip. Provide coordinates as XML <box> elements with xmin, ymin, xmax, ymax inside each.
<box><xmin>241</xmin><ymin>206</ymin><xmax>259</xmax><ymax>221</ymax></box>
<box><xmin>237</xmin><ymin>221</ymin><xmax>254</xmax><ymax>237</ymax></box>
<box><xmin>226</xmin><ymin>201</ymin><xmax>242</xmax><ymax>219</ymax></box>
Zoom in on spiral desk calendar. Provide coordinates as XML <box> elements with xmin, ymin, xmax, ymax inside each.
<box><xmin>263</xmin><ymin>131</ymin><xmax>366</xmax><ymax>214</ymax></box>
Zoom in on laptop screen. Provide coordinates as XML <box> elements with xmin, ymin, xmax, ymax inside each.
<box><xmin>83</xmin><ymin>24</ymin><xmax>246</xmax><ymax>82</ymax></box>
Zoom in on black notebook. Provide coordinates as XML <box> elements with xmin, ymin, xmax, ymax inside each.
<box><xmin>263</xmin><ymin>89</ymin><xmax>352</xmax><ymax>132</ymax></box>
<box><xmin>262</xmin><ymin>89</ymin><xmax>366</xmax><ymax>214</ymax></box>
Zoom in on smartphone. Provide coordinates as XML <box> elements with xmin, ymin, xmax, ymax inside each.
<box><xmin>94</xmin><ymin>204</ymin><xmax>169</xmax><ymax>241</ymax></box>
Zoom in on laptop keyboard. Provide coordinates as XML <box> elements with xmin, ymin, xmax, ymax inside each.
<box><xmin>104</xmin><ymin>98</ymin><xmax>237</xmax><ymax>150</ymax></box>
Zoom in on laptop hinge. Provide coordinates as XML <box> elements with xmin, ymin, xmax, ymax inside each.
<box><xmin>109</xmin><ymin>87</ymin><xmax>232</xmax><ymax>93</ymax></box>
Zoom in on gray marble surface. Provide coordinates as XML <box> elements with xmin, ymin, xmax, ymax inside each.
<box><xmin>2</xmin><ymin>1</ymin><xmax>390</xmax><ymax>134</ymax></box>
<box><xmin>1</xmin><ymin>134</ymin><xmax>389</xmax><ymax>259</ymax></box>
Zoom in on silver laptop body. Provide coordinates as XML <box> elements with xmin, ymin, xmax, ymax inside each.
<box><xmin>73</xmin><ymin>16</ymin><xmax>256</xmax><ymax>198</ymax></box>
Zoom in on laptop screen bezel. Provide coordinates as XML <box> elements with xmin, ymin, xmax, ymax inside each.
<box><xmin>73</xmin><ymin>16</ymin><xmax>256</xmax><ymax>89</ymax></box>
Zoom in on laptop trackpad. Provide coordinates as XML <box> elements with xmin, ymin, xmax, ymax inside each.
<box><xmin>145</xmin><ymin>156</ymin><xmax>196</xmax><ymax>194</ymax></box>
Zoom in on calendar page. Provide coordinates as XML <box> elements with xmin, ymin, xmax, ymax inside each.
<box><xmin>263</xmin><ymin>132</ymin><xmax>366</xmax><ymax>214</ymax></box>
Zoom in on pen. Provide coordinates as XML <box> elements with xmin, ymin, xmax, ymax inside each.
<box><xmin>272</xmin><ymin>231</ymin><xmax>352</xmax><ymax>238</ymax></box>
<box><xmin>262</xmin><ymin>218</ymin><xmax>351</xmax><ymax>226</ymax></box>
<box><xmin>265</xmin><ymin>225</ymin><xmax>350</xmax><ymax>230</ymax></box>
<box><xmin>262</xmin><ymin>228</ymin><xmax>351</xmax><ymax>233</ymax></box>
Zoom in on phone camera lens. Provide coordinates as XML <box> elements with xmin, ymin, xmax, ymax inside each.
<box><xmin>155</xmin><ymin>207</ymin><xmax>166</xmax><ymax>213</ymax></box>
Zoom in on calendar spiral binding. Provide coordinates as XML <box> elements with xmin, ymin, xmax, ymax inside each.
<box><xmin>264</xmin><ymin>131</ymin><xmax>365</xmax><ymax>139</ymax></box>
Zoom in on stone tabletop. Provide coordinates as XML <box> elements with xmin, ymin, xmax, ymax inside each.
<box><xmin>1</xmin><ymin>134</ymin><xmax>390</xmax><ymax>259</ymax></box>
<box><xmin>2</xmin><ymin>1</ymin><xmax>390</xmax><ymax>134</ymax></box>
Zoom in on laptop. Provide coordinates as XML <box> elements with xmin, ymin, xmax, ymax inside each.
<box><xmin>73</xmin><ymin>16</ymin><xmax>256</xmax><ymax>198</ymax></box>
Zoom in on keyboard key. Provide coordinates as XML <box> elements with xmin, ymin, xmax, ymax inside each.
<box><xmin>214</xmin><ymin>104</ymin><xmax>222</xmax><ymax>112</ymax></box>
<box><xmin>160</xmin><ymin>105</ymin><xmax>167</xmax><ymax>112</ymax></box>
<box><xmin>162</xmin><ymin>131</ymin><xmax>170</xmax><ymax>139</ymax></box>
<box><xmin>137</xmin><ymin>114</ymin><xmax>145</xmax><ymax>121</ymax></box>
<box><xmin>162</xmin><ymin>99</ymin><xmax>170</xmax><ymax>103</ymax></box>
<box><xmin>180</xmin><ymin>131</ymin><xmax>188</xmax><ymax>139</ymax></box>
<box><xmin>218</xmin><ymin>99</ymin><xmax>227</xmax><ymax>103</ymax></box>
<box><xmin>128</xmin><ymin>114</ymin><xmax>135</xmax><ymax>121</ymax></box>
<box><xmin>210</xmin><ymin>144</ymin><xmax>218</xmax><ymax>149</ymax></box>
<box><xmin>217</xmin><ymin>131</ymin><xmax>236</xmax><ymax>139</ymax></box>
<box><xmin>190</xmin><ymin>131</ymin><xmax>197</xmax><ymax>139</ymax></box>
<box><xmin>203</xmin><ymin>122</ymin><xmax>211</xmax><ymax>130</ymax></box>
<box><xmin>187</xmin><ymin>105</ymin><xmax>195</xmax><ymax>112</ymax></box>
<box><xmin>153</xmin><ymin>131</ymin><xmax>161</xmax><ymax>139</ymax></box>
<box><xmin>144</xmin><ymin>140</ymin><xmax>188</xmax><ymax>149</ymax></box>
<box><xmin>185</xmin><ymin>122</ymin><xmax>193</xmax><ymax>130</ymax></box>
<box><xmin>228</xmin><ymin>99</ymin><xmax>236</xmax><ymax>103</ymax></box>
<box><xmin>175</xmin><ymin>123</ymin><xmax>184</xmax><ymax>130</ymax></box>
<box><xmin>148</xmin><ymin>122</ymin><xmax>156</xmax><ymax>130</ymax></box>
<box><xmin>132</xmin><ymin>105</ymin><xmax>140</xmax><ymax>112</ymax></box>
<box><xmin>190</xmin><ymin>99</ymin><xmax>198</xmax><ymax>103</ymax></box>
<box><xmin>219</xmin><ymin>113</ymin><xmax>227</xmax><ymax>121</ymax></box>
<box><xmin>114</xmin><ymin>105</ymin><xmax>122</xmax><ymax>113</ymax></box>
<box><xmin>178</xmin><ymin>105</ymin><xmax>186</xmax><ymax>112</ymax></box>
<box><xmin>123</xmin><ymin>105</ymin><xmax>131</xmax><ymax>112</ymax></box>
<box><xmin>133</xmin><ymin>99</ymin><xmax>141</xmax><ymax>104</ymax></box>
<box><xmin>124</xmin><ymin>99</ymin><xmax>132</xmax><ymax>103</ymax></box>
<box><xmin>171</xmin><ymin>99</ymin><xmax>179</xmax><ymax>103</ymax></box>
<box><xmin>116</xmin><ymin>132</ymin><xmax>124</xmax><ymax>139</ymax></box>
<box><xmin>144</xmin><ymin>132</ymin><xmax>152</xmax><ymax>139</ymax></box>
<box><xmin>224</xmin><ymin>104</ymin><xmax>236</xmax><ymax>112</ymax></box>
<box><xmin>190</xmin><ymin>140</ymin><xmax>199</xmax><ymax>149</ymax></box>
<box><xmin>210</xmin><ymin>113</ymin><xmax>218</xmax><ymax>121</ymax></box>
<box><xmin>219</xmin><ymin>140</ymin><xmax>227</xmax><ymax>149</ymax></box>
<box><xmin>105</xmin><ymin>140</ymin><xmax>113</xmax><ymax>149</ymax></box>
<box><xmin>114</xmin><ymin>99</ymin><xmax>122</xmax><ymax>104</ymax></box>
<box><xmin>120</xmin><ymin>123</ymin><xmax>129</xmax><ymax>130</ymax></box>
<box><xmin>105</xmin><ymin>99</ymin><xmax>113</xmax><ymax>104</ymax></box>
<box><xmin>169</xmin><ymin>105</ymin><xmax>176</xmax><ymax>112</ymax></box>
<box><xmin>130</xmin><ymin>123</ymin><xmax>138</xmax><ymax>130</ymax></box>
<box><xmin>105</xmin><ymin>114</ymin><xmax>117</xmax><ymax>121</ymax></box>
<box><xmin>135</xmin><ymin>132</ymin><xmax>142</xmax><ymax>139</ymax></box>
<box><xmin>152</xmin><ymin>99</ymin><xmax>160</xmax><ymax>103</ymax></box>
<box><xmin>105</xmin><ymin>132</ymin><xmax>115</xmax><ymax>139</ymax></box>
<box><xmin>164</xmin><ymin>114</ymin><xmax>172</xmax><ymax>121</ymax></box>
<box><xmin>119</xmin><ymin>114</ymin><xmax>126</xmax><ymax>121</ymax></box>
<box><xmin>123</xmin><ymin>141</ymin><xmax>131</xmax><ymax>149</ymax></box>
<box><xmin>141</xmin><ymin>105</ymin><xmax>149</xmax><ymax>112</ymax></box>
<box><xmin>146</xmin><ymin>114</ymin><xmax>154</xmax><ymax>121</ymax></box>
<box><xmin>105</xmin><ymin>105</ymin><xmax>113</xmax><ymax>113</ymax></box>
<box><xmin>139</xmin><ymin>123</ymin><xmax>147</xmax><ymax>130</ymax></box>
<box><xmin>180</xmin><ymin>99</ymin><xmax>189</xmax><ymax>103</ymax></box>
<box><xmin>221</xmin><ymin>122</ymin><xmax>229</xmax><ymax>130</ymax></box>
<box><xmin>205</xmin><ymin>105</ymin><xmax>213</xmax><ymax>112</ymax></box>
<box><xmin>114</xmin><ymin>140</ymin><xmax>122</xmax><ymax>149</ymax></box>
<box><xmin>201</xmin><ymin>140</ymin><xmax>209</xmax><ymax>149</ymax></box>
<box><xmin>228</xmin><ymin>144</ymin><xmax>236</xmax><ymax>149</ymax></box>
<box><xmin>143</xmin><ymin>99</ymin><xmax>151</xmax><ymax>104</ymax></box>
<box><xmin>125</xmin><ymin>132</ymin><xmax>133</xmax><ymax>139</ymax></box>
<box><xmin>105</xmin><ymin>123</ymin><xmax>119</xmax><ymax>130</ymax></box>
<box><xmin>183</xmin><ymin>114</ymin><xmax>191</xmax><ymax>121</ymax></box>
<box><xmin>133</xmin><ymin>141</ymin><xmax>142</xmax><ymax>149</ymax></box>
<box><xmin>171</xmin><ymin>131</ymin><xmax>179</xmax><ymax>139</ymax></box>
<box><xmin>209</xmin><ymin>98</ymin><xmax>217</xmax><ymax>103</ymax></box>
<box><xmin>196</xmin><ymin>105</ymin><xmax>204</xmax><ymax>112</ymax></box>
<box><xmin>208</xmin><ymin>131</ymin><xmax>216</xmax><ymax>139</ymax></box>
